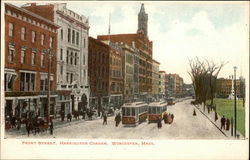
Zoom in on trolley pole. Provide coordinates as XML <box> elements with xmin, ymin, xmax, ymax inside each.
<box><xmin>233</xmin><ymin>66</ymin><xmax>237</xmax><ymax>138</ymax></box>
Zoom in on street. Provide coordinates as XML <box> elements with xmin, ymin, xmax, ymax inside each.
<box><xmin>5</xmin><ymin>99</ymin><xmax>227</xmax><ymax>139</ymax></box>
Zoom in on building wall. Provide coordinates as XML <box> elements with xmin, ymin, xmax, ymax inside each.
<box><xmin>216</xmin><ymin>78</ymin><xmax>240</xmax><ymax>97</ymax></box>
<box><xmin>88</xmin><ymin>37</ymin><xmax>110</xmax><ymax>109</ymax></box>
<box><xmin>152</xmin><ymin>60</ymin><xmax>160</xmax><ymax>96</ymax></box>
<box><xmin>158</xmin><ymin>71</ymin><xmax>166</xmax><ymax>97</ymax></box>
<box><xmin>4</xmin><ymin>3</ymin><xmax>58</xmax><ymax>118</ymax></box>
<box><xmin>24</xmin><ymin>3</ymin><xmax>90</xmax><ymax>113</ymax></box>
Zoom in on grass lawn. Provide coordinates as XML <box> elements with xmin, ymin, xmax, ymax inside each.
<box><xmin>206</xmin><ymin>98</ymin><xmax>245</xmax><ymax>136</ymax></box>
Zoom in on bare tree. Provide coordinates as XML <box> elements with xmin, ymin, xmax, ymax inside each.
<box><xmin>188</xmin><ymin>57</ymin><xmax>226</xmax><ymax>112</ymax></box>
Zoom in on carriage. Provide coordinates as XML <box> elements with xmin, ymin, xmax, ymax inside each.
<box><xmin>167</xmin><ymin>97</ymin><xmax>175</xmax><ymax>105</ymax></box>
<box><xmin>148</xmin><ymin>101</ymin><xmax>168</xmax><ymax>123</ymax></box>
<box><xmin>121</xmin><ymin>102</ymin><xmax>148</xmax><ymax>126</ymax></box>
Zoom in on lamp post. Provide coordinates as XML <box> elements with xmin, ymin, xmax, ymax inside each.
<box><xmin>233</xmin><ymin>66</ymin><xmax>237</xmax><ymax>138</ymax></box>
<box><xmin>47</xmin><ymin>48</ymin><xmax>54</xmax><ymax>122</ymax></box>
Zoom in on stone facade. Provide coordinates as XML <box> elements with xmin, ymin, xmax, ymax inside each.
<box><xmin>23</xmin><ymin>3</ymin><xmax>90</xmax><ymax>115</ymax></box>
<box><xmin>158</xmin><ymin>71</ymin><xmax>166</xmax><ymax>99</ymax></box>
<box><xmin>152</xmin><ymin>60</ymin><xmax>160</xmax><ymax>99</ymax></box>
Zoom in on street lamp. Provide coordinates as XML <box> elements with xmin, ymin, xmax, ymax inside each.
<box><xmin>47</xmin><ymin>48</ymin><xmax>54</xmax><ymax>122</ymax></box>
<box><xmin>233</xmin><ymin>66</ymin><xmax>237</xmax><ymax>138</ymax></box>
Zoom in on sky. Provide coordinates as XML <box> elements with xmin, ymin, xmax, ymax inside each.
<box><xmin>12</xmin><ymin>1</ymin><xmax>249</xmax><ymax>84</ymax></box>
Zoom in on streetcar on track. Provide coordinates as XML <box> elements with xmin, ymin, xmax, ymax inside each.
<box><xmin>167</xmin><ymin>97</ymin><xmax>176</xmax><ymax>105</ymax></box>
<box><xmin>148</xmin><ymin>101</ymin><xmax>168</xmax><ymax>123</ymax></box>
<box><xmin>121</xmin><ymin>102</ymin><xmax>148</xmax><ymax>126</ymax></box>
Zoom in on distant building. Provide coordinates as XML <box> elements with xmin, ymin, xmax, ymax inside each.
<box><xmin>166</xmin><ymin>74</ymin><xmax>184</xmax><ymax>97</ymax></box>
<box><xmin>152</xmin><ymin>60</ymin><xmax>160</xmax><ymax>99</ymax></box>
<box><xmin>4</xmin><ymin>3</ymin><xmax>59</xmax><ymax>119</ymax></box>
<box><xmin>158</xmin><ymin>71</ymin><xmax>166</xmax><ymax>99</ymax></box>
<box><xmin>97</xmin><ymin>4</ymin><xmax>153</xmax><ymax>102</ymax></box>
<box><xmin>216</xmin><ymin>78</ymin><xmax>240</xmax><ymax>98</ymax></box>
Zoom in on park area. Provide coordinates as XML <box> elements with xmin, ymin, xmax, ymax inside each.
<box><xmin>207</xmin><ymin>98</ymin><xmax>245</xmax><ymax>136</ymax></box>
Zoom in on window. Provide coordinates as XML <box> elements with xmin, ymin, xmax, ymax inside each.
<box><xmin>68</xmin><ymin>28</ymin><xmax>71</xmax><ymax>42</ymax></box>
<box><xmin>40</xmin><ymin>74</ymin><xmax>48</xmax><ymax>91</ymax></box>
<box><xmin>83</xmin><ymin>55</ymin><xmax>85</xmax><ymax>65</ymax></box>
<box><xmin>9</xmin><ymin>22</ymin><xmax>14</xmax><ymax>37</ymax></box>
<box><xmin>9</xmin><ymin>48</ymin><xmax>15</xmax><ymax>63</ymax></box>
<box><xmin>21</xmin><ymin>27</ymin><xmax>26</xmax><ymax>40</ymax></box>
<box><xmin>61</xmin><ymin>29</ymin><xmax>63</xmax><ymax>40</ymax></box>
<box><xmin>75</xmin><ymin>52</ymin><xmax>77</xmax><ymax>65</ymax></box>
<box><xmin>76</xmin><ymin>32</ymin><xmax>79</xmax><ymax>45</ymax></box>
<box><xmin>32</xmin><ymin>31</ymin><xmax>36</xmax><ymax>43</ymax></box>
<box><xmin>41</xmin><ymin>34</ymin><xmax>45</xmax><ymax>45</ymax></box>
<box><xmin>60</xmin><ymin>65</ymin><xmax>63</xmax><ymax>75</ymax></box>
<box><xmin>83</xmin><ymin>69</ymin><xmax>86</xmax><ymax>78</ymax></box>
<box><xmin>60</xmin><ymin>49</ymin><xmax>63</xmax><ymax>60</ymax></box>
<box><xmin>70</xmin><ymin>73</ymin><xmax>73</xmax><ymax>83</ymax></box>
<box><xmin>72</xmin><ymin>30</ymin><xmax>75</xmax><ymax>44</ymax></box>
<box><xmin>20</xmin><ymin>72</ymin><xmax>35</xmax><ymax>91</ymax></box>
<box><xmin>31</xmin><ymin>52</ymin><xmax>36</xmax><ymax>65</ymax></box>
<box><xmin>4</xmin><ymin>74</ymin><xmax>15</xmax><ymax>91</ymax></box>
<box><xmin>66</xmin><ymin>50</ymin><xmax>69</xmax><ymax>63</ymax></box>
<box><xmin>83</xmin><ymin>38</ymin><xmax>86</xmax><ymax>48</ymax></box>
<box><xmin>41</xmin><ymin>53</ymin><xmax>45</xmax><ymax>67</ymax></box>
<box><xmin>49</xmin><ymin>37</ymin><xmax>54</xmax><ymax>48</ymax></box>
<box><xmin>66</xmin><ymin>73</ymin><xmax>69</xmax><ymax>83</ymax></box>
<box><xmin>70</xmin><ymin>52</ymin><xmax>73</xmax><ymax>64</ymax></box>
<box><xmin>21</xmin><ymin>50</ymin><xmax>26</xmax><ymax>64</ymax></box>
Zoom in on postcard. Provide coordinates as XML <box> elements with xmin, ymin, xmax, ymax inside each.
<box><xmin>1</xmin><ymin>1</ymin><xmax>249</xmax><ymax>159</ymax></box>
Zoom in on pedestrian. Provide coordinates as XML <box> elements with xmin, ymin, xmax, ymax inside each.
<box><xmin>171</xmin><ymin>114</ymin><xmax>174</xmax><ymax>121</ymax></box>
<box><xmin>61</xmin><ymin>110</ymin><xmax>65</xmax><ymax>121</ymax></box>
<box><xmin>193</xmin><ymin>108</ymin><xmax>196</xmax><ymax>116</ymax></box>
<box><xmin>115</xmin><ymin>113</ymin><xmax>121</xmax><ymax>127</ymax></box>
<box><xmin>49</xmin><ymin>118</ymin><xmax>53</xmax><ymax>135</ymax></box>
<box><xmin>220</xmin><ymin>115</ymin><xmax>226</xmax><ymax>130</ymax></box>
<box><xmin>82</xmin><ymin>110</ymin><xmax>86</xmax><ymax>119</ymax></box>
<box><xmin>215</xmin><ymin>112</ymin><xmax>218</xmax><ymax>121</ymax></box>
<box><xmin>67</xmin><ymin>113</ymin><xmax>72</xmax><ymax>122</ymax></box>
<box><xmin>226</xmin><ymin>118</ymin><xmax>230</xmax><ymax>131</ymax></box>
<box><xmin>17</xmin><ymin>118</ymin><xmax>21</xmax><ymax>130</ymax></box>
<box><xmin>103</xmin><ymin>113</ymin><xmax>107</xmax><ymax>125</ymax></box>
<box><xmin>157</xmin><ymin>118</ymin><xmax>162</xmax><ymax>129</ymax></box>
<box><xmin>26</xmin><ymin>120</ymin><xmax>31</xmax><ymax>137</ymax></box>
<box><xmin>163</xmin><ymin>112</ymin><xmax>167</xmax><ymax>124</ymax></box>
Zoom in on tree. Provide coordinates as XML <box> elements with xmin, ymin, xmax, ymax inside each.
<box><xmin>188</xmin><ymin>57</ymin><xmax>226</xmax><ymax>112</ymax></box>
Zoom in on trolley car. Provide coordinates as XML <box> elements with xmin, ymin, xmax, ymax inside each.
<box><xmin>148</xmin><ymin>101</ymin><xmax>168</xmax><ymax>123</ymax></box>
<box><xmin>122</xmin><ymin>102</ymin><xmax>148</xmax><ymax>126</ymax></box>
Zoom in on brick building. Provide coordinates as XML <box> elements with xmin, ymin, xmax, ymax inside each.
<box><xmin>97</xmin><ymin>4</ymin><xmax>153</xmax><ymax>102</ymax></box>
<box><xmin>216</xmin><ymin>78</ymin><xmax>240</xmax><ymax>98</ymax></box>
<box><xmin>88</xmin><ymin>37</ymin><xmax>110</xmax><ymax>111</ymax></box>
<box><xmin>23</xmin><ymin>3</ymin><xmax>90</xmax><ymax>115</ymax></box>
<box><xmin>4</xmin><ymin>3</ymin><xmax>59</xmax><ymax>120</ymax></box>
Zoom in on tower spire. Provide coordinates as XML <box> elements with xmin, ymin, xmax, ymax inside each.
<box><xmin>108</xmin><ymin>13</ymin><xmax>111</xmax><ymax>44</ymax></box>
<box><xmin>137</xmin><ymin>3</ymin><xmax>148</xmax><ymax>36</ymax></box>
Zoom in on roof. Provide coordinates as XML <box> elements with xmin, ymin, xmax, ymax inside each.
<box><xmin>5</xmin><ymin>3</ymin><xmax>60</xmax><ymax>28</ymax></box>
<box><xmin>148</xmin><ymin>101</ymin><xmax>168</xmax><ymax>107</ymax></box>
<box><xmin>122</xmin><ymin>102</ymin><xmax>148</xmax><ymax>108</ymax></box>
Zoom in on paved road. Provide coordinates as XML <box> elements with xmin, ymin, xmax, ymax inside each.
<box><xmin>5</xmin><ymin>99</ymin><xmax>227</xmax><ymax>139</ymax></box>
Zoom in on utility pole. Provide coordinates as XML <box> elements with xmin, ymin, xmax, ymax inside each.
<box><xmin>47</xmin><ymin>48</ymin><xmax>53</xmax><ymax>122</ymax></box>
<box><xmin>233</xmin><ymin>66</ymin><xmax>237</xmax><ymax>138</ymax></box>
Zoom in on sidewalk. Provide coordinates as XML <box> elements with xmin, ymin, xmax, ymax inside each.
<box><xmin>5</xmin><ymin>116</ymin><xmax>101</xmax><ymax>137</ymax></box>
<box><xmin>194</xmin><ymin>104</ymin><xmax>244</xmax><ymax>139</ymax></box>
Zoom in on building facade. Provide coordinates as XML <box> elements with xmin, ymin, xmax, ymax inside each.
<box><xmin>23</xmin><ymin>3</ymin><xmax>90</xmax><ymax>115</ymax></box>
<box><xmin>152</xmin><ymin>60</ymin><xmax>160</xmax><ymax>100</ymax></box>
<box><xmin>4</xmin><ymin>3</ymin><xmax>58</xmax><ymax>120</ymax></box>
<box><xmin>166</xmin><ymin>74</ymin><xmax>184</xmax><ymax>97</ymax></box>
<box><xmin>158</xmin><ymin>71</ymin><xmax>166</xmax><ymax>99</ymax></box>
<box><xmin>216</xmin><ymin>78</ymin><xmax>240</xmax><ymax>98</ymax></box>
<box><xmin>97</xmin><ymin>4</ymin><xmax>153</xmax><ymax>102</ymax></box>
<box><xmin>88</xmin><ymin>37</ymin><xmax>110</xmax><ymax>111</ymax></box>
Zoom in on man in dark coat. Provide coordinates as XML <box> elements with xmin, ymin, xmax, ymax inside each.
<box><xmin>26</xmin><ymin>120</ymin><xmax>31</xmax><ymax>137</ymax></box>
<box><xmin>61</xmin><ymin>110</ymin><xmax>65</xmax><ymax>121</ymax></box>
<box><xmin>157</xmin><ymin>118</ymin><xmax>162</xmax><ymax>129</ymax></box>
<box><xmin>115</xmin><ymin>113</ymin><xmax>121</xmax><ymax>127</ymax></box>
<box><xmin>103</xmin><ymin>114</ymin><xmax>107</xmax><ymax>125</ymax></box>
<box><xmin>163</xmin><ymin>113</ymin><xmax>167</xmax><ymax>124</ymax></box>
<box><xmin>226</xmin><ymin>118</ymin><xmax>230</xmax><ymax>131</ymax></box>
<box><xmin>220</xmin><ymin>115</ymin><xmax>226</xmax><ymax>130</ymax></box>
<box><xmin>49</xmin><ymin>118</ymin><xmax>54</xmax><ymax>135</ymax></box>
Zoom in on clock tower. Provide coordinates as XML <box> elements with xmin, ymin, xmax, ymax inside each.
<box><xmin>137</xmin><ymin>3</ymin><xmax>148</xmax><ymax>36</ymax></box>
